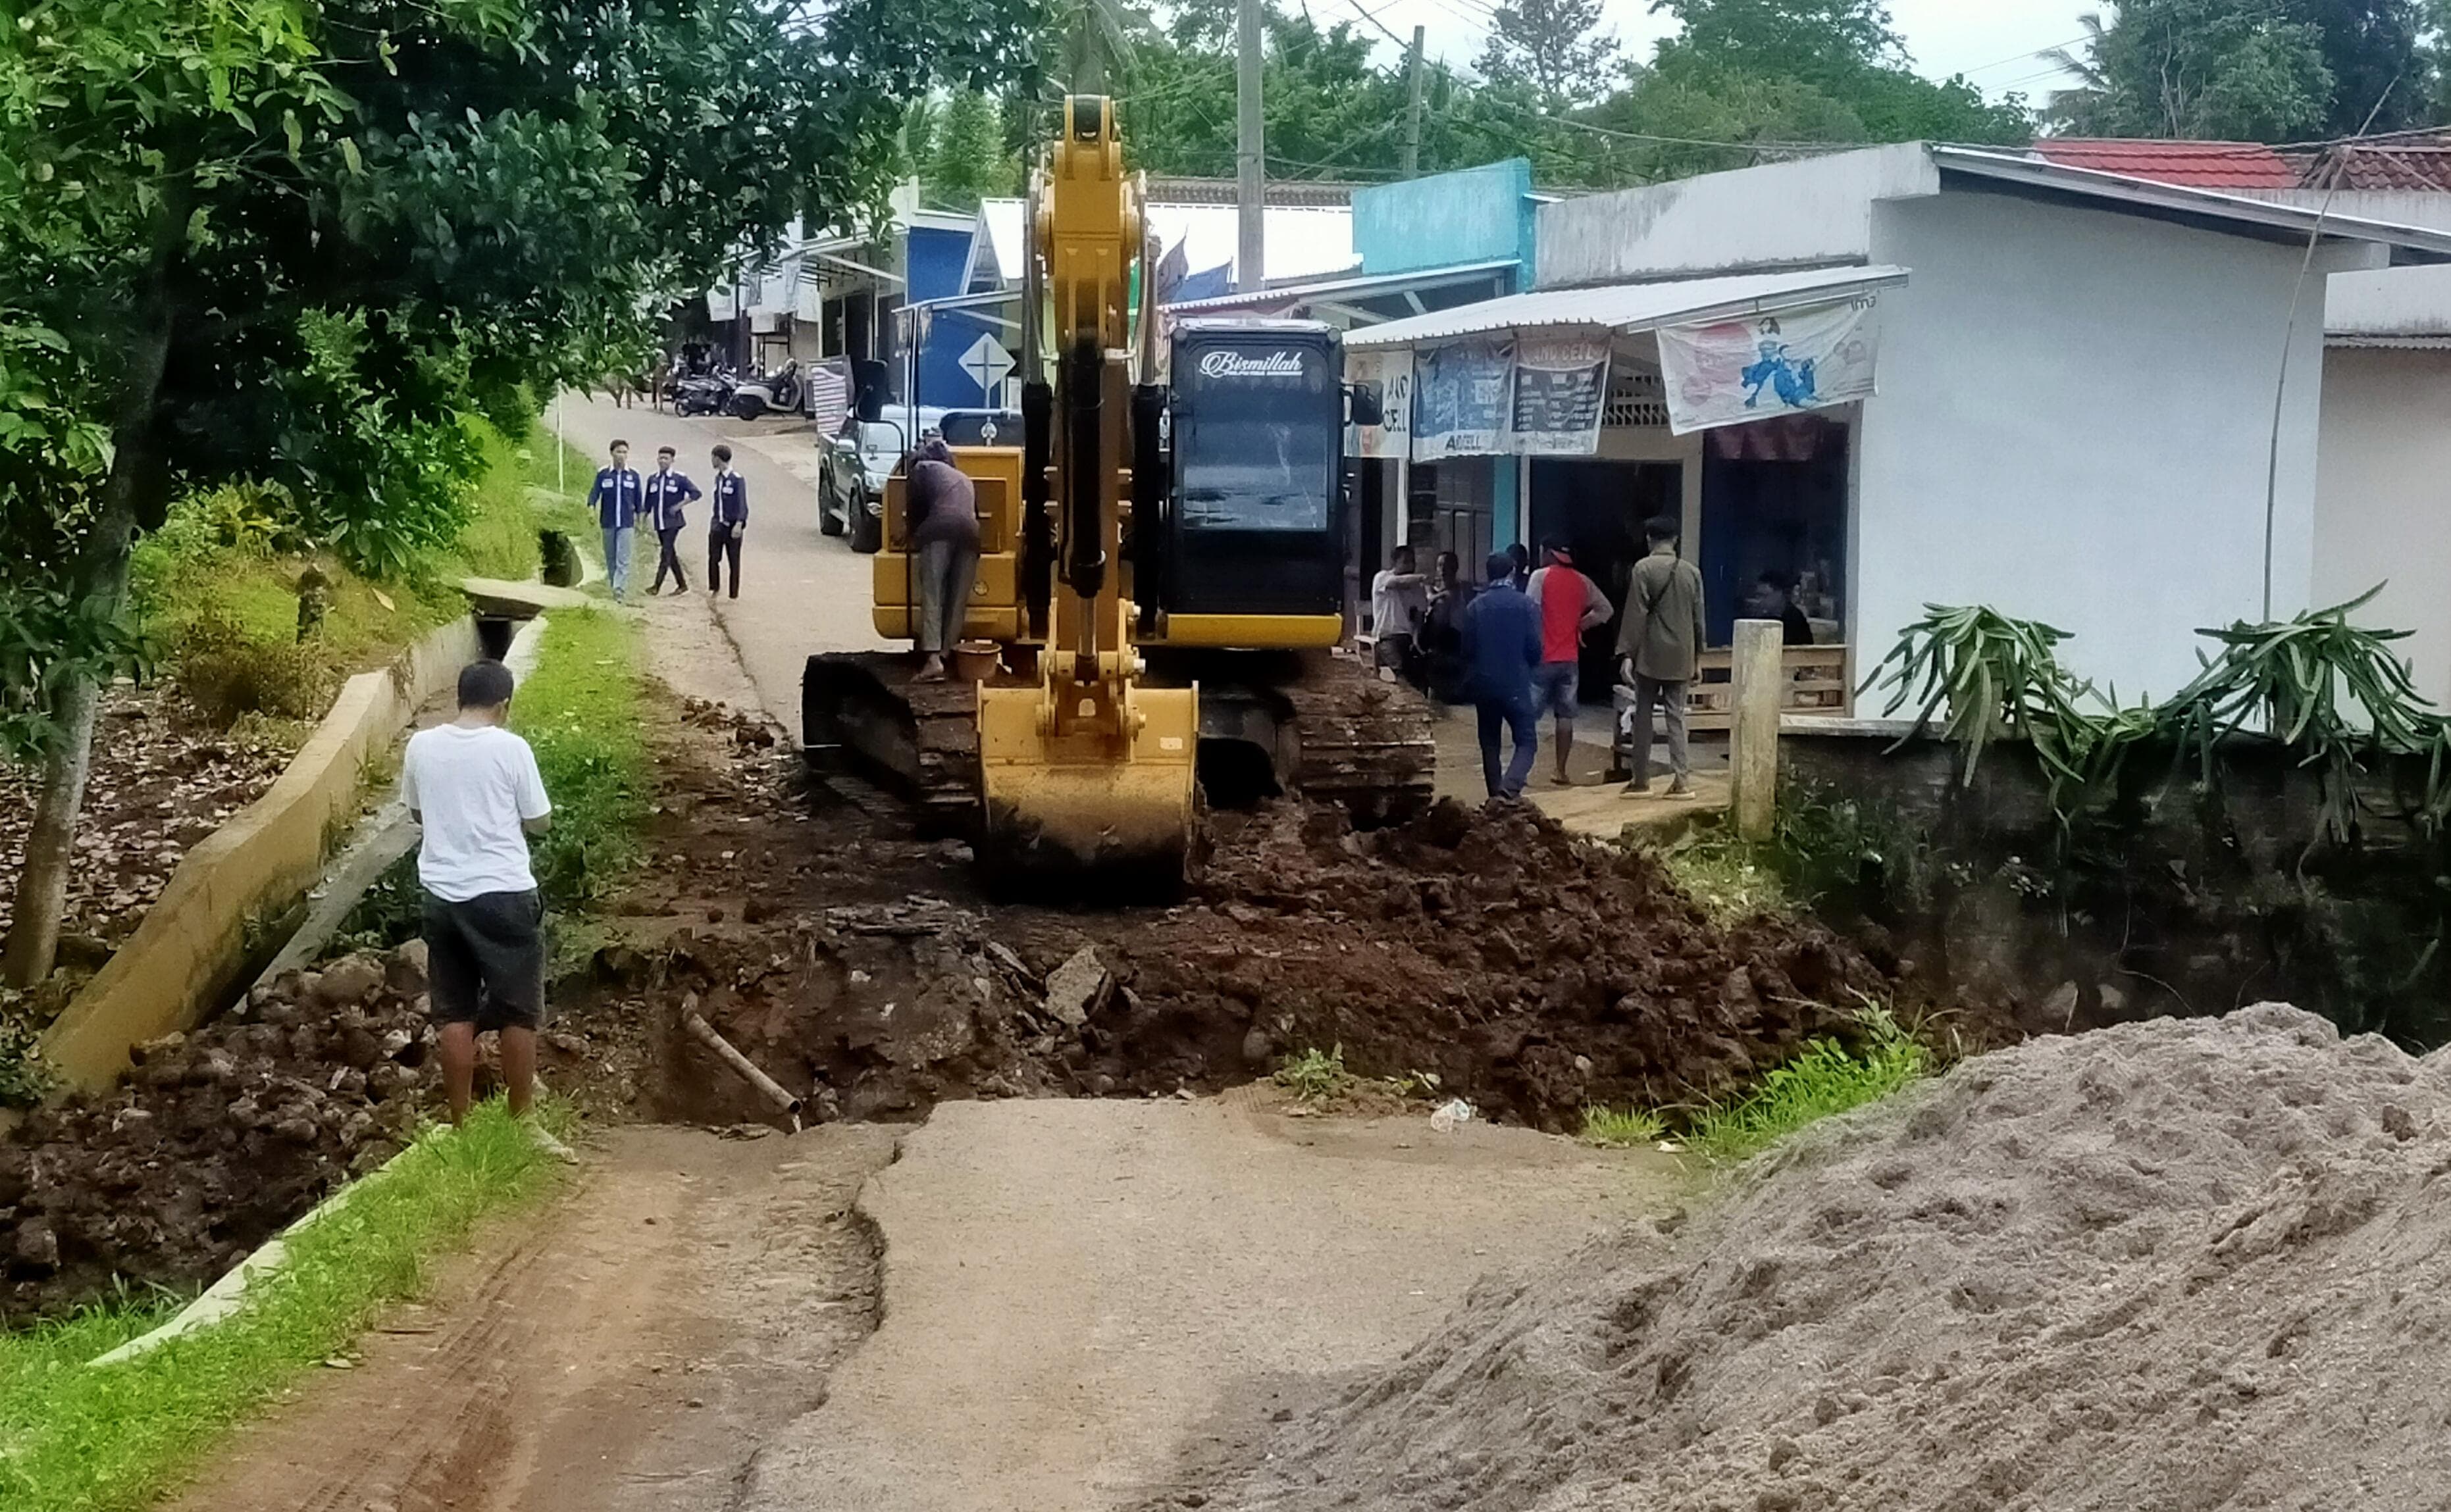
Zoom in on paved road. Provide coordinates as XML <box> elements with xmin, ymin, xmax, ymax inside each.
<box><xmin>552</xmin><ymin>393</ymin><xmax>892</xmax><ymax>734</ymax></box>
<box><xmin>740</xmin><ymin>1092</ymin><xmax>1679</xmax><ymax>1512</ymax></box>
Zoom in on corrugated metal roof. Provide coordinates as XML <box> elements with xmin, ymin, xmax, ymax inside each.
<box><xmin>1344</xmin><ymin>266</ymin><xmax>1908</xmax><ymax>349</ymax></box>
<box><xmin>2031</xmin><ymin>138</ymin><xmax>2297</xmax><ymax>189</ymax></box>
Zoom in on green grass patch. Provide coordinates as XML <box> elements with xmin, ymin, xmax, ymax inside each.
<box><xmin>522</xmin><ymin>423</ymin><xmax>605</xmax><ymax>549</ymax></box>
<box><xmin>1580</xmin><ymin>1105</ymin><xmax>1668</xmax><ymax>1148</ymax></box>
<box><xmin>514</xmin><ymin>607</ymin><xmax>651</xmax><ymax>912</ymax></box>
<box><xmin>1655</xmin><ymin>835</ymin><xmax>1791</xmax><ymax>924</ymax></box>
<box><xmin>1686</xmin><ymin>1006</ymin><xmax>1929</xmax><ymax>1164</ymax></box>
<box><xmin>450</xmin><ymin>424</ymin><xmax>548</xmax><ymax>582</ymax></box>
<box><xmin>0</xmin><ymin>1106</ymin><xmax>566</xmax><ymax>1512</ymax></box>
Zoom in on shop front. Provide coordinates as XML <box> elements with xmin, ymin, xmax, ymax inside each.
<box><xmin>1345</xmin><ymin>265</ymin><xmax>1903</xmax><ymax>717</ymax></box>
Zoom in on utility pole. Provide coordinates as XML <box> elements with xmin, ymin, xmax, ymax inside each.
<box><xmin>1235</xmin><ymin>0</ymin><xmax>1264</xmax><ymax>293</ymax></box>
<box><xmin>1401</xmin><ymin>25</ymin><xmax>1426</xmax><ymax>179</ymax></box>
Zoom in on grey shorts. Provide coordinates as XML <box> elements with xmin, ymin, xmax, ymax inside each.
<box><xmin>1534</xmin><ymin>661</ymin><xmax>1579</xmax><ymax>718</ymax></box>
<box><xmin>423</xmin><ymin>889</ymin><xmax>546</xmax><ymax>1032</ymax></box>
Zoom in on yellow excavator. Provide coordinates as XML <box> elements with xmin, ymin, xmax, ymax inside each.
<box><xmin>803</xmin><ymin>95</ymin><xmax>1432</xmax><ymax>888</ymax></box>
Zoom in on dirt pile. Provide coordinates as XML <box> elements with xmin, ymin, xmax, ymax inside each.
<box><xmin>1185</xmin><ymin>1005</ymin><xmax>2451</xmax><ymax>1512</ymax></box>
<box><xmin>560</xmin><ymin>749</ymin><xmax>1890</xmax><ymax>1134</ymax></box>
<box><xmin>0</xmin><ymin>945</ymin><xmax>436</xmax><ymax>1320</ymax></box>
<box><xmin>1118</xmin><ymin>799</ymin><xmax>1889</xmax><ymax>1128</ymax></box>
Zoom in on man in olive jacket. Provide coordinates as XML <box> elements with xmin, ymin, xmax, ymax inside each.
<box><xmin>1615</xmin><ymin>515</ymin><xmax>1707</xmax><ymax>796</ymax></box>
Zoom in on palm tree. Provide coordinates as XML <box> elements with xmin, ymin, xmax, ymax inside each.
<box><xmin>2040</xmin><ymin>13</ymin><xmax>2115</xmax><ymax>134</ymax></box>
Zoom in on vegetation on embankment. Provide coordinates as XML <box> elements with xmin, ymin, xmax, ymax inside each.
<box><xmin>0</xmin><ymin>1106</ymin><xmax>567</xmax><ymax>1512</ymax></box>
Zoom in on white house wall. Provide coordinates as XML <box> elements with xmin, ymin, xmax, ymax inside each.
<box><xmin>1535</xmin><ymin>143</ymin><xmax>1937</xmax><ymax>287</ymax></box>
<box><xmin>2313</xmin><ymin>346</ymin><xmax>2451</xmax><ymax>703</ymax></box>
<box><xmin>1855</xmin><ymin>188</ymin><xmax>2379</xmax><ymax>704</ymax></box>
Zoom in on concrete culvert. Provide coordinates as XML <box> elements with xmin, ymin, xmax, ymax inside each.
<box><xmin>1183</xmin><ymin>1005</ymin><xmax>2451</xmax><ymax>1512</ymax></box>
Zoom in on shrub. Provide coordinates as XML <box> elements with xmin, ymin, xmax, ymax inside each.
<box><xmin>1686</xmin><ymin>1005</ymin><xmax>1928</xmax><ymax>1163</ymax></box>
<box><xmin>172</xmin><ymin>612</ymin><xmax>332</xmax><ymax>728</ymax></box>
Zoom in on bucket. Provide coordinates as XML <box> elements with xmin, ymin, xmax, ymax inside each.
<box><xmin>951</xmin><ymin>642</ymin><xmax>1000</xmax><ymax>683</ymax></box>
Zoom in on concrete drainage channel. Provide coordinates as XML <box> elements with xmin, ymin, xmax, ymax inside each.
<box><xmin>57</xmin><ymin>611</ymin><xmax>557</xmax><ymax>1361</ymax></box>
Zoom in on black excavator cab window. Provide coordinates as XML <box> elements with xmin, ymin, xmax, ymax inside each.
<box><xmin>1165</xmin><ymin>330</ymin><xmax>1344</xmax><ymax>617</ymax></box>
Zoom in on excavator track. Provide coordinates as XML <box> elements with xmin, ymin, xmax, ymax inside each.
<box><xmin>805</xmin><ymin>649</ymin><xmax>1436</xmax><ymax>838</ymax></box>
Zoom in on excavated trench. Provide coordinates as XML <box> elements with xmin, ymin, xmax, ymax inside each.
<box><xmin>1</xmin><ymin>695</ymin><xmax>1895</xmax><ymax>1321</ymax></box>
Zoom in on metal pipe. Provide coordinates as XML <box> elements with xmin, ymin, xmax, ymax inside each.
<box><xmin>683</xmin><ymin>1011</ymin><xmax>806</xmax><ymax>1122</ymax></box>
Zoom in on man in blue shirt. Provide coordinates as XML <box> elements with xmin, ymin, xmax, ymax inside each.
<box><xmin>1457</xmin><ymin>550</ymin><xmax>1543</xmax><ymax>800</ymax></box>
<box><xmin>643</xmin><ymin>444</ymin><xmax>702</xmax><ymax>595</ymax></box>
<box><xmin>707</xmin><ymin>444</ymin><xmax>750</xmax><ymax>600</ymax></box>
<box><xmin>587</xmin><ymin>440</ymin><xmax>645</xmax><ymax>601</ymax></box>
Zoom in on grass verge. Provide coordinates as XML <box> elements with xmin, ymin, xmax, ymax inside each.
<box><xmin>1580</xmin><ymin>1105</ymin><xmax>1668</xmax><ymax>1148</ymax></box>
<box><xmin>510</xmin><ymin>607</ymin><xmax>651</xmax><ymax>980</ymax></box>
<box><xmin>0</xmin><ymin>1106</ymin><xmax>566</xmax><ymax>1512</ymax></box>
<box><xmin>1685</xmin><ymin>1006</ymin><xmax>1928</xmax><ymax>1164</ymax></box>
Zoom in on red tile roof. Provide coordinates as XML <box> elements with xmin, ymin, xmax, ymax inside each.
<box><xmin>2030</xmin><ymin>138</ymin><xmax>2298</xmax><ymax>190</ymax></box>
<box><xmin>2293</xmin><ymin>144</ymin><xmax>2451</xmax><ymax>192</ymax></box>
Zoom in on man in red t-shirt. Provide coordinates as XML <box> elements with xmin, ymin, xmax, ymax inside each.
<box><xmin>1525</xmin><ymin>540</ymin><xmax>1614</xmax><ymax>786</ymax></box>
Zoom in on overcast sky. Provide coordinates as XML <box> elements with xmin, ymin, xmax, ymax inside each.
<box><xmin>1351</xmin><ymin>0</ymin><xmax>2096</xmax><ymax>102</ymax></box>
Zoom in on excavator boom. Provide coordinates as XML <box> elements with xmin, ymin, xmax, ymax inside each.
<box><xmin>973</xmin><ymin>95</ymin><xmax>1199</xmax><ymax>888</ymax></box>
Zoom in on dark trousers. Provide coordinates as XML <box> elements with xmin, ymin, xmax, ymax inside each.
<box><xmin>650</xmin><ymin>526</ymin><xmax>688</xmax><ymax>592</ymax></box>
<box><xmin>1475</xmin><ymin>693</ymin><xmax>1539</xmax><ymax>799</ymax></box>
<box><xmin>708</xmin><ymin>526</ymin><xmax>742</xmax><ymax>598</ymax></box>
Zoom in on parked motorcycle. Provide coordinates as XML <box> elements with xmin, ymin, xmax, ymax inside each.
<box><xmin>671</xmin><ymin>368</ymin><xmax>737</xmax><ymax>417</ymax></box>
<box><xmin>728</xmin><ymin>360</ymin><xmax>803</xmax><ymax>420</ymax></box>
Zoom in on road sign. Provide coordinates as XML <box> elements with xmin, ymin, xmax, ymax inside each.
<box><xmin>960</xmin><ymin>334</ymin><xmax>1015</xmax><ymax>403</ymax></box>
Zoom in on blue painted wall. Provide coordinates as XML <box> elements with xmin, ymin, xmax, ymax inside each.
<box><xmin>1352</xmin><ymin>159</ymin><xmax>1536</xmax><ymax>278</ymax></box>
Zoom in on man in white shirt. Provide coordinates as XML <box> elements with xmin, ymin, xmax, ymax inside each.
<box><xmin>400</xmin><ymin>661</ymin><xmax>555</xmax><ymax>1132</ymax></box>
<box><xmin>1369</xmin><ymin>544</ymin><xmax>1431</xmax><ymax>682</ymax></box>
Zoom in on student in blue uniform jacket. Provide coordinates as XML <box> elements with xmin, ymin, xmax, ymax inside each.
<box><xmin>586</xmin><ymin>440</ymin><xmax>646</xmax><ymax>601</ymax></box>
<box><xmin>643</xmin><ymin>445</ymin><xmax>703</xmax><ymax>595</ymax></box>
<box><xmin>707</xmin><ymin>445</ymin><xmax>750</xmax><ymax>600</ymax></box>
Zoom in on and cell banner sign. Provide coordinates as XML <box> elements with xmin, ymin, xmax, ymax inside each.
<box><xmin>1345</xmin><ymin>347</ymin><xmax>1413</xmax><ymax>459</ymax></box>
<box><xmin>1654</xmin><ymin>294</ymin><xmax>1883</xmax><ymax>436</ymax></box>
<box><xmin>706</xmin><ymin>286</ymin><xmax>739</xmax><ymax>322</ymax></box>
<box><xmin>1510</xmin><ymin>337</ymin><xmax>1610</xmax><ymax>455</ymax></box>
<box><xmin>1411</xmin><ymin>338</ymin><xmax>1512</xmax><ymax>460</ymax></box>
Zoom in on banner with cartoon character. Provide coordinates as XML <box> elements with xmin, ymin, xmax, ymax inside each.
<box><xmin>1655</xmin><ymin>295</ymin><xmax>1882</xmax><ymax>436</ymax></box>
<box><xmin>1411</xmin><ymin>338</ymin><xmax>1513</xmax><ymax>460</ymax></box>
<box><xmin>1509</xmin><ymin>336</ymin><xmax>1611</xmax><ymax>455</ymax></box>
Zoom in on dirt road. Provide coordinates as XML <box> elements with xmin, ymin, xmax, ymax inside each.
<box><xmin>167</xmin><ymin>1124</ymin><xmax>897</xmax><ymax>1512</ymax></box>
<box><xmin>550</xmin><ymin>391</ymin><xmax>890</xmax><ymax>730</ymax></box>
<box><xmin>739</xmin><ymin>1093</ymin><xmax>1677</xmax><ymax>1512</ymax></box>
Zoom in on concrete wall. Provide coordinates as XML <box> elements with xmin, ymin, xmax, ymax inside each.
<box><xmin>2314</xmin><ymin>345</ymin><xmax>2451</xmax><ymax>703</ymax></box>
<box><xmin>2327</xmin><ymin>263</ymin><xmax>2451</xmax><ymax>338</ymax></box>
<box><xmin>1853</xmin><ymin>188</ymin><xmax>2379</xmax><ymax>702</ymax></box>
<box><xmin>1535</xmin><ymin>143</ymin><xmax>1936</xmax><ymax>288</ymax></box>
<box><xmin>41</xmin><ymin>617</ymin><xmax>481</xmax><ymax>1092</ymax></box>
<box><xmin>1354</xmin><ymin>159</ymin><xmax>1534</xmax><ymax>277</ymax></box>
<box><xmin>2227</xmin><ymin>188</ymin><xmax>2451</xmax><ymax>234</ymax></box>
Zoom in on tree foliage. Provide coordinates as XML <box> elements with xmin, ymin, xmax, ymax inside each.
<box><xmin>0</xmin><ymin>0</ymin><xmax>1036</xmax><ymax>980</ymax></box>
<box><xmin>1478</xmin><ymin>0</ymin><xmax>1622</xmax><ymax>108</ymax></box>
<box><xmin>2045</xmin><ymin>0</ymin><xmax>2435</xmax><ymax>140</ymax></box>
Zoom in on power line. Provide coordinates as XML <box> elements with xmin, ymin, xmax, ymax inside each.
<box><xmin>1957</xmin><ymin>34</ymin><xmax>2092</xmax><ymax>78</ymax></box>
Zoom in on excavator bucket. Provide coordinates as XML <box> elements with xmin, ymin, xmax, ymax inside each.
<box><xmin>975</xmin><ymin>681</ymin><xmax>1199</xmax><ymax>893</ymax></box>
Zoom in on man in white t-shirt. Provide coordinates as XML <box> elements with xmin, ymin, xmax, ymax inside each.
<box><xmin>400</xmin><ymin>661</ymin><xmax>554</xmax><ymax>1133</ymax></box>
<box><xmin>1369</xmin><ymin>544</ymin><xmax>1431</xmax><ymax>682</ymax></box>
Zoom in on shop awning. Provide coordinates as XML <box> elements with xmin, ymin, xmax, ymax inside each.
<box><xmin>1344</xmin><ymin>265</ymin><xmax>1910</xmax><ymax>349</ymax></box>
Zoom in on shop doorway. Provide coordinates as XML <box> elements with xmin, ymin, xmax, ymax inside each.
<box><xmin>1528</xmin><ymin>459</ymin><xmax>1682</xmax><ymax>698</ymax></box>
<box><xmin>1698</xmin><ymin>418</ymin><xmax>1849</xmax><ymax>647</ymax></box>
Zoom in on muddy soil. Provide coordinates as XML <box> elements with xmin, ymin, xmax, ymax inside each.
<box><xmin>0</xmin><ymin>945</ymin><xmax>436</xmax><ymax>1320</ymax></box>
<box><xmin>550</xmin><ymin>713</ymin><xmax>1894</xmax><ymax>1135</ymax></box>
<box><xmin>1178</xmin><ymin>1005</ymin><xmax>2451</xmax><ymax>1512</ymax></box>
<box><xmin>0</xmin><ymin>685</ymin><xmax>293</xmax><ymax>1013</ymax></box>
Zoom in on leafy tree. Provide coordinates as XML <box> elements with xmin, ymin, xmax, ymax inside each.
<box><xmin>2287</xmin><ymin>0</ymin><xmax>2427</xmax><ymax>133</ymax></box>
<box><xmin>0</xmin><ymin>0</ymin><xmax>1034</xmax><ymax>986</ymax></box>
<box><xmin>1478</xmin><ymin>0</ymin><xmax>1622</xmax><ymax>108</ymax></box>
<box><xmin>928</xmin><ymin>89</ymin><xmax>1019</xmax><ymax>209</ymax></box>
<box><xmin>2046</xmin><ymin>0</ymin><xmax>2336</xmax><ymax>140</ymax></box>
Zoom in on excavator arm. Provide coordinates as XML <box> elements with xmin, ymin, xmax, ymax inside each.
<box><xmin>973</xmin><ymin>95</ymin><xmax>1199</xmax><ymax>889</ymax></box>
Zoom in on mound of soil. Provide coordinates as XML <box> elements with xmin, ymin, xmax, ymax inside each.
<box><xmin>0</xmin><ymin>946</ymin><xmax>436</xmax><ymax>1321</ymax></box>
<box><xmin>1123</xmin><ymin>799</ymin><xmax>1890</xmax><ymax>1128</ymax></box>
<box><xmin>555</xmin><ymin>707</ymin><xmax>1892</xmax><ymax>1134</ymax></box>
<box><xmin>1183</xmin><ymin>1005</ymin><xmax>2451</xmax><ymax>1512</ymax></box>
